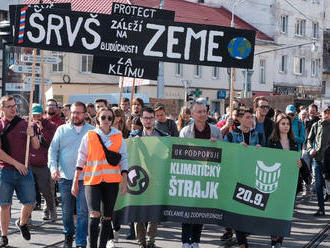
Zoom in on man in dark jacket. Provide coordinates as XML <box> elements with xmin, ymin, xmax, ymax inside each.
<box><xmin>307</xmin><ymin>106</ymin><xmax>330</xmax><ymax>216</ymax></box>
<box><xmin>154</xmin><ymin>103</ymin><xmax>179</xmax><ymax>137</ymax></box>
<box><xmin>30</xmin><ymin>104</ymin><xmax>57</xmax><ymax>221</ymax></box>
<box><xmin>253</xmin><ymin>96</ymin><xmax>274</xmax><ymax>146</ymax></box>
<box><xmin>305</xmin><ymin>104</ymin><xmax>320</xmax><ymax>135</ymax></box>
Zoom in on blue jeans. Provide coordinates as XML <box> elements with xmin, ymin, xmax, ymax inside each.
<box><xmin>313</xmin><ymin>161</ymin><xmax>325</xmax><ymax>209</ymax></box>
<box><xmin>0</xmin><ymin>168</ymin><xmax>35</xmax><ymax>206</ymax></box>
<box><xmin>58</xmin><ymin>178</ymin><xmax>88</xmax><ymax>246</ymax></box>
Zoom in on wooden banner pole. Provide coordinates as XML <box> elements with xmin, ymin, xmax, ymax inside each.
<box><xmin>25</xmin><ymin>48</ymin><xmax>37</xmax><ymax>168</ymax></box>
<box><xmin>118</xmin><ymin>76</ymin><xmax>123</xmax><ymax>107</ymax></box>
<box><xmin>128</xmin><ymin>78</ymin><xmax>136</xmax><ymax>121</ymax></box>
<box><xmin>40</xmin><ymin>50</ymin><xmax>45</xmax><ymax>111</ymax></box>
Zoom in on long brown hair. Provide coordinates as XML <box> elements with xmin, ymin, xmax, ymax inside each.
<box><xmin>177</xmin><ymin>106</ymin><xmax>191</xmax><ymax>131</ymax></box>
<box><xmin>112</xmin><ymin>107</ymin><xmax>130</xmax><ymax>137</ymax></box>
<box><xmin>269</xmin><ymin>113</ymin><xmax>296</xmax><ymax>142</ymax></box>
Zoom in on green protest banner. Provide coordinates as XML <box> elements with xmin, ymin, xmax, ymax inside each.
<box><xmin>114</xmin><ymin>137</ymin><xmax>300</xmax><ymax>237</ymax></box>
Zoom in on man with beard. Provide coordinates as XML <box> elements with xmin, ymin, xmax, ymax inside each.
<box><xmin>48</xmin><ymin>102</ymin><xmax>94</xmax><ymax>248</ymax></box>
<box><xmin>46</xmin><ymin>99</ymin><xmax>65</xmax><ymax>128</ymax></box>
<box><xmin>30</xmin><ymin>104</ymin><xmax>57</xmax><ymax>221</ymax></box>
<box><xmin>129</xmin><ymin>107</ymin><xmax>168</xmax><ymax>248</ymax></box>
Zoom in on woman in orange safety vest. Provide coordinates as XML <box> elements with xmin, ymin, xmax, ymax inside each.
<box><xmin>71</xmin><ymin>107</ymin><xmax>128</xmax><ymax>248</ymax></box>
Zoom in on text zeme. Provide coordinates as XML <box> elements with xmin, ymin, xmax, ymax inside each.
<box><xmin>169</xmin><ymin>162</ymin><xmax>221</xmax><ymax>199</ymax></box>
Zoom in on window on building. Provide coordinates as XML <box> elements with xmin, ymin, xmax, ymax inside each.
<box><xmin>322</xmin><ymin>81</ymin><xmax>326</xmax><ymax>94</ymax></box>
<box><xmin>175</xmin><ymin>63</ymin><xmax>182</xmax><ymax>76</ymax></box>
<box><xmin>51</xmin><ymin>52</ymin><xmax>63</xmax><ymax>73</ymax></box>
<box><xmin>280</xmin><ymin>15</ymin><xmax>288</xmax><ymax>34</ymax></box>
<box><xmin>279</xmin><ymin>55</ymin><xmax>288</xmax><ymax>73</ymax></box>
<box><xmin>312</xmin><ymin>0</ymin><xmax>320</xmax><ymax>4</ymax></box>
<box><xmin>294</xmin><ymin>57</ymin><xmax>305</xmax><ymax>74</ymax></box>
<box><xmin>194</xmin><ymin>65</ymin><xmax>201</xmax><ymax>78</ymax></box>
<box><xmin>311</xmin><ymin>59</ymin><xmax>319</xmax><ymax>77</ymax></box>
<box><xmin>295</xmin><ymin>19</ymin><xmax>306</xmax><ymax>36</ymax></box>
<box><xmin>212</xmin><ymin>67</ymin><xmax>219</xmax><ymax>78</ymax></box>
<box><xmin>80</xmin><ymin>55</ymin><xmax>93</xmax><ymax>73</ymax></box>
<box><xmin>312</xmin><ymin>22</ymin><xmax>319</xmax><ymax>39</ymax></box>
<box><xmin>0</xmin><ymin>11</ymin><xmax>8</xmax><ymax>21</ymax></box>
<box><xmin>259</xmin><ymin>59</ymin><xmax>266</xmax><ymax>84</ymax></box>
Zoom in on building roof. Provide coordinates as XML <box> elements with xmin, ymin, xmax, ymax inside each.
<box><xmin>23</xmin><ymin>0</ymin><xmax>129</xmax><ymax>14</ymax></box>
<box><xmin>23</xmin><ymin>0</ymin><xmax>272</xmax><ymax>41</ymax></box>
<box><xmin>130</xmin><ymin>0</ymin><xmax>273</xmax><ymax>41</ymax></box>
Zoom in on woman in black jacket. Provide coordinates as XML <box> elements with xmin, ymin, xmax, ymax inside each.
<box><xmin>267</xmin><ymin>113</ymin><xmax>302</xmax><ymax>248</ymax></box>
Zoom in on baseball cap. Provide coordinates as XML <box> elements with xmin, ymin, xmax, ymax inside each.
<box><xmin>285</xmin><ymin>105</ymin><xmax>296</xmax><ymax>114</ymax></box>
<box><xmin>321</xmin><ymin>105</ymin><xmax>330</xmax><ymax>113</ymax></box>
<box><xmin>32</xmin><ymin>104</ymin><xmax>43</xmax><ymax>114</ymax></box>
<box><xmin>196</xmin><ymin>97</ymin><xmax>208</xmax><ymax>105</ymax></box>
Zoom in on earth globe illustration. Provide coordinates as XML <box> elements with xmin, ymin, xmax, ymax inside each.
<box><xmin>228</xmin><ymin>37</ymin><xmax>252</xmax><ymax>59</ymax></box>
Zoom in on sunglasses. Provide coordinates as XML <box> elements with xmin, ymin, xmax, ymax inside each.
<box><xmin>100</xmin><ymin>115</ymin><xmax>113</xmax><ymax>121</ymax></box>
<box><xmin>47</xmin><ymin>104</ymin><xmax>57</xmax><ymax>108</ymax></box>
<box><xmin>258</xmin><ymin>105</ymin><xmax>270</xmax><ymax>109</ymax></box>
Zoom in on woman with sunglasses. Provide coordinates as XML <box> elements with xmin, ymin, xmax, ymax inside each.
<box><xmin>267</xmin><ymin>113</ymin><xmax>302</xmax><ymax>248</ymax></box>
<box><xmin>72</xmin><ymin>107</ymin><xmax>128</xmax><ymax>248</ymax></box>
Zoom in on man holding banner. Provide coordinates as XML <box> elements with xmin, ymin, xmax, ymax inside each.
<box><xmin>179</xmin><ymin>100</ymin><xmax>222</xmax><ymax>248</ymax></box>
<box><xmin>223</xmin><ymin>106</ymin><xmax>263</xmax><ymax>248</ymax></box>
<box><xmin>130</xmin><ymin>107</ymin><xmax>169</xmax><ymax>248</ymax></box>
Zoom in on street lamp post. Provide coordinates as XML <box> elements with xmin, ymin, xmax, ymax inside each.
<box><xmin>0</xmin><ymin>20</ymin><xmax>11</xmax><ymax>97</ymax></box>
<box><xmin>157</xmin><ymin>0</ymin><xmax>165</xmax><ymax>98</ymax></box>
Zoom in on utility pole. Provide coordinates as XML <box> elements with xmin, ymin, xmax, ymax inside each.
<box><xmin>157</xmin><ymin>0</ymin><xmax>165</xmax><ymax>98</ymax></box>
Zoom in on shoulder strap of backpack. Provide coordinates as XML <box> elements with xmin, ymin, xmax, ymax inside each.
<box><xmin>298</xmin><ymin>121</ymin><xmax>302</xmax><ymax>137</ymax></box>
<box><xmin>227</xmin><ymin>132</ymin><xmax>233</xmax><ymax>143</ymax></box>
<box><xmin>0</xmin><ymin>116</ymin><xmax>22</xmax><ymax>153</ymax></box>
<box><xmin>258</xmin><ymin>132</ymin><xmax>263</xmax><ymax>145</ymax></box>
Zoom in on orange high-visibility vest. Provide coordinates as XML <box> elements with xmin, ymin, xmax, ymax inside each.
<box><xmin>84</xmin><ymin>130</ymin><xmax>122</xmax><ymax>185</ymax></box>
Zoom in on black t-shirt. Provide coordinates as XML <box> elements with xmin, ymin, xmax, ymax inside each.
<box><xmin>243</xmin><ymin>132</ymin><xmax>250</xmax><ymax>145</ymax></box>
<box><xmin>194</xmin><ymin>123</ymin><xmax>211</xmax><ymax>139</ymax></box>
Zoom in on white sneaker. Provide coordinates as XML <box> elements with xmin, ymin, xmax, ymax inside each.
<box><xmin>107</xmin><ymin>239</ymin><xmax>116</xmax><ymax>248</ymax></box>
<box><xmin>182</xmin><ymin>243</ymin><xmax>190</xmax><ymax>248</ymax></box>
<box><xmin>113</xmin><ymin>231</ymin><xmax>119</xmax><ymax>243</ymax></box>
<box><xmin>191</xmin><ymin>243</ymin><xmax>199</xmax><ymax>248</ymax></box>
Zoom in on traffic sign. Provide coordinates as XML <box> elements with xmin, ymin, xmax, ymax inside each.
<box><xmin>5</xmin><ymin>83</ymin><xmax>31</xmax><ymax>92</ymax></box>
<box><xmin>217</xmin><ymin>90</ymin><xmax>227</xmax><ymax>99</ymax></box>
<box><xmin>120</xmin><ymin>77</ymin><xmax>151</xmax><ymax>88</ymax></box>
<box><xmin>20</xmin><ymin>54</ymin><xmax>62</xmax><ymax>64</ymax></box>
<box><xmin>9</xmin><ymin>64</ymin><xmax>41</xmax><ymax>74</ymax></box>
<box><xmin>26</xmin><ymin>77</ymin><xmax>52</xmax><ymax>85</ymax></box>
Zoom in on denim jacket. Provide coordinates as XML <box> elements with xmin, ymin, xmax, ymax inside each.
<box><xmin>224</xmin><ymin>128</ymin><xmax>263</xmax><ymax>146</ymax></box>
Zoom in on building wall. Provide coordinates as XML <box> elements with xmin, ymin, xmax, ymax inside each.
<box><xmin>0</xmin><ymin>0</ymin><xmax>23</xmax><ymax>11</ymax></box>
<box><xmin>198</xmin><ymin>0</ymin><xmax>324</xmax><ymax>97</ymax></box>
<box><xmin>202</xmin><ymin>0</ymin><xmax>276</xmax><ymax>37</ymax></box>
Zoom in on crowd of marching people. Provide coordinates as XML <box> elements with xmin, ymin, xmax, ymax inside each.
<box><xmin>0</xmin><ymin>94</ymin><xmax>330</xmax><ymax>248</ymax></box>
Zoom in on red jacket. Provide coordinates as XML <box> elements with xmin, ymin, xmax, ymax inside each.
<box><xmin>47</xmin><ymin>113</ymin><xmax>65</xmax><ymax>128</ymax></box>
<box><xmin>216</xmin><ymin>119</ymin><xmax>236</xmax><ymax>137</ymax></box>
